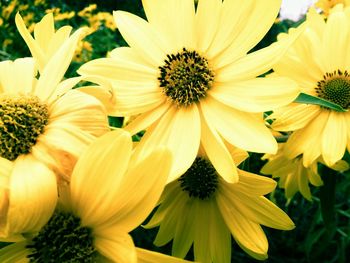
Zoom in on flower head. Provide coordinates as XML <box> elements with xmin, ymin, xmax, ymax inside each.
<box><xmin>79</xmin><ymin>0</ymin><xmax>300</xmax><ymax>183</ymax></box>
<box><xmin>0</xmin><ymin>130</ymin><xmax>189</xmax><ymax>263</ymax></box>
<box><xmin>261</xmin><ymin>144</ymin><xmax>323</xmax><ymax>201</ymax></box>
<box><xmin>145</xmin><ymin>146</ymin><xmax>295</xmax><ymax>262</ymax></box>
<box><xmin>0</xmin><ymin>17</ymin><xmax>109</xmax><ymax>237</ymax></box>
<box><xmin>271</xmin><ymin>5</ymin><xmax>350</xmax><ymax>167</ymax></box>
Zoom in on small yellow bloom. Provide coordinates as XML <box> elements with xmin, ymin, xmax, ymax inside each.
<box><xmin>78</xmin><ymin>4</ymin><xmax>97</xmax><ymax>18</ymax></box>
<box><xmin>1</xmin><ymin>0</ymin><xmax>18</xmax><ymax>20</ymax></box>
<box><xmin>261</xmin><ymin>144</ymin><xmax>323</xmax><ymax>201</ymax></box>
<box><xmin>315</xmin><ymin>0</ymin><xmax>350</xmax><ymax>16</ymax></box>
<box><xmin>54</xmin><ymin>11</ymin><xmax>75</xmax><ymax>21</ymax></box>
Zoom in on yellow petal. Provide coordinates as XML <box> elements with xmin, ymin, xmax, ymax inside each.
<box><xmin>270</xmin><ymin>104</ymin><xmax>320</xmax><ymax>131</ymax></box>
<box><xmin>231</xmin><ymin>170</ymin><xmax>277</xmax><ymax>196</ymax></box>
<box><xmin>136</xmin><ymin>247</ymin><xmax>192</xmax><ymax>263</ymax></box>
<box><xmin>201</xmin><ymin>97</ymin><xmax>277</xmax><ymax>153</ymax></box>
<box><xmin>217</xmin><ymin>193</ymin><xmax>268</xmax><ymax>260</ymax></box>
<box><xmin>35</xmin><ymin>27</ymin><xmax>89</xmax><ymax>101</ymax></box>
<box><xmin>15</xmin><ymin>13</ymin><xmax>46</xmax><ymax>71</ymax></box>
<box><xmin>114</xmin><ymin>11</ymin><xmax>167</xmax><ymax>66</ymax></box>
<box><xmin>210</xmin><ymin>77</ymin><xmax>299</xmax><ymax>112</ymax></box>
<box><xmin>321</xmin><ymin>111</ymin><xmax>347</xmax><ymax>166</ymax></box>
<box><xmin>195</xmin><ymin>0</ymin><xmax>222</xmax><ymax>53</ymax></box>
<box><xmin>233</xmin><ymin>195</ymin><xmax>295</xmax><ymax>230</ymax></box>
<box><xmin>142</xmin><ymin>0</ymin><xmax>195</xmax><ymax>50</ymax></box>
<box><xmin>322</xmin><ymin>6</ymin><xmax>349</xmax><ymax>71</ymax></box>
<box><xmin>6</xmin><ymin>155</ymin><xmax>57</xmax><ymax>236</ymax></box>
<box><xmin>33</xmin><ymin>13</ymin><xmax>55</xmax><ymax>53</ymax></box>
<box><xmin>0</xmin><ymin>58</ymin><xmax>36</xmax><ymax>95</ymax></box>
<box><xmin>0</xmin><ymin>241</ymin><xmax>29</xmax><ymax>263</ymax></box>
<box><xmin>211</xmin><ymin>0</ymin><xmax>281</xmax><ymax>67</ymax></box>
<box><xmin>96</xmin><ymin>147</ymin><xmax>172</xmax><ymax>232</ymax></box>
<box><xmin>124</xmin><ymin>102</ymin><xmax>170</xmax><ymax>135</ymax></box>
<box><xmin>133</xmin><ymin>105</ymin><xmax>200</xmax><ymax>182</ymax></box>
<box><xmin>94</xmin><ymin>232</ymin><xmax>137</xmax><ymax>263</ymax></box>
<box><xmin>70</xmin><ymin>130</ymin><xmax>132</xmax><ymax>227</ymax></box>
<box><xmin>199</xmin><ymin>106</ymin><xmax>238</xmax><ymax>183</ymax></box>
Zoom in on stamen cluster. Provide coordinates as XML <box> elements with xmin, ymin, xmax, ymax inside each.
<box><xmin>315</xmin><ymin>70</ymin><xmax>350</xmax><ymax>109</ymax></box>
<box><xmin>158</xmin><ymin>48</ymin><xmax>214</xmax><ymax>107</ymax></box>
<box><xmin>178</xmin><ymin>157</ymin><xmax>218</xmax><ymax>200</ymax></box>
<box><xmin>27</xmin><ymin>212</ymin><xmax>96</xmax><ymax>262</ymax></box>
<box><xmin>0</xmin><ymin>95</ymin><xmax>49</xmax><ymax>160</ymax></box>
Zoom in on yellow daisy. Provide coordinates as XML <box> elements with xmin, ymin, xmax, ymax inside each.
<box><xmin>0</xmin><ymin>130</ymin><xmax>189</xmax><ymax>263</ymax></box>
<box><xmin>78</xmin><ymin>0</ymin><xmax>300</xmax><ymax>183</ymax></box>
<box><xmin>144</xmin><ymin>146</ymin><xmax>295</xmax><ymax>262</ymax></box>
<box><xmin>0</xmin><ymin>30</ymin><xmax>109</xmax><ymax>237</ymax></box>
<box><xmin>271</xmin><ymin>5</ymin><xmax>350</xmax><ymax>167</ymax></box>
<box><xmin>315</xmin><ymin>0</ymin><xmax>350</xmax><ymax>16</ymax></box>
<box><xmin>15</xmin><ymin>12</ymin><xmax>75</xmax><ymax>72</ymax></box>
<box><xmin>261</xmin><ymin>144</ymin><xmax>323</xmax><ymax>201</ymax></box>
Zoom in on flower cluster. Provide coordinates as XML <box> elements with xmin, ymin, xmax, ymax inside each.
<box><xmin>0</xmin><ymin>0</ymin><xmax>349</xmax><ymax>262</ymax></box>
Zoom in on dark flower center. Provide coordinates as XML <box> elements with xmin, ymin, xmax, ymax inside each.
<box><xmin>315</xmin><ymin>70</ymin><xmax>350</xmax><ymax>109</ymax></box>
<box><xmin>0</xmin><ymin>94</ymin><xmax>49</xmax><ymax>160</ymax></box>
<box><xmin>178</xmin><ymin>157</ymin><xmax>218</xmax><ymax>200</ymax></box>
<box><xmin>158</xmin><ymin>48</ymin><xmax>214</xmax><ymax>107</ymax></box>
<box><xmin>27</xmin><ymin>212</ymin><xmax>96</xmax><ymax>262</ymax></box>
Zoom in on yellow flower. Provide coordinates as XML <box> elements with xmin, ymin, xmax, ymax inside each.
<box><xmin>315</xmin><ymin>0</ymin><xmax>350</xmax><ymax>16</ymax></box>
<box><xmin>97</xmin><ymin>11</ymin><xmax>117</xmax><ymax>30</ymax></box>
<box><xmin>271</xmin><ymin>5</ymin><xmax>350</xmax><ymax>167</ymax></box>
<box><xmin>261</xmin><ymin>144</ymin><xmax>323</xmax><ymax>201</ymax></box>
<box><xmin>0</xmin><ymin>130</ymin><xmax>190</xmax><ymax>263</ymax></box>
<box><xmin>0</xmin><ymin>29</ymin><xmax>109</xmax><ymax>237</ymax></box>
<box><xmin>15</xmin><ymin>13</ymin><xmax>78</xmax><ymax>72</ymax></box>
<box><xmin>54</xmin><ymin>11</ymin><xmax>75</xmax><ymax>21</ymax></box>
<box><xmin>145</xmin><ymin>146</ymin><xmax>294</xmax><ymax>262</ymax></box>
<box><xmin>73</xmin><ymin>40</ymin><xmax>93</xmax><ymax>63</ymax></box>
<box><xmin>79</xmin><ymin>0</ymin><xmax>300</xmax><ymax>183</ymax></box>
<box><xmin>78</xmin><ymin>4</ymin><xmax>97</xmax><ymax>18</ymax></box>
<box><xmin>1</xmin><ymin>0</ymin><xmax>18</xmax><ymax>20</ymax></box>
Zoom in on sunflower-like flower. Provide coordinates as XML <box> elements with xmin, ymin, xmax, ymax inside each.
<box><xmin>271</xmin><ymin>5</ymin><xmax>350</xmax><ymax>167</ymax></box>
<box><xmin>144</xmin><ymin>146</ymin><xmax>295</xmax><ymax>262</ymax></box>
<box><xmin>0</xmin><ymin>29</ymin><xmax>109</xmax><ymax>237</ymax></box>
<box><xmin>0</xmin><ymin>130</ymin><xmax>190</xmax><ymax>263</ymax></box>
<box><xmin>261</xmin><ymin>144</ymin><xmax>323</xmax><ymax>201</ymax></box>
<box><xmin>78</xmin><ymin>0</ymin><xmax>300</xmax><ymax>183</ymax></box>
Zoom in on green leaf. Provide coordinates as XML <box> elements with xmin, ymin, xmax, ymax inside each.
<box><xmin>294</xmin><ymin>93</ymin><xmax>348</xmax><ymax>112</ymax></box>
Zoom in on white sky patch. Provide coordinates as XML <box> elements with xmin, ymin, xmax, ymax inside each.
<box><xmin>279</xmin><ymin>0</ymin><xmax>318</xmax><ymax>21</ymax></box>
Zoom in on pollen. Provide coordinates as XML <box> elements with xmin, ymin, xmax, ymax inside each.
<box><xmin>0</xmin><ymin>94</ymin><xmax>49</xmax><ymax>160</ymax></box>
<box><xmin>315</xmin><ymin>70</ymin><xmax>350</xmax><ymax>109</ymax></box>
<box><xmin>158</xmin><ymin>48</ymin><xmax>214</xmax><ymax>107</ymax></box>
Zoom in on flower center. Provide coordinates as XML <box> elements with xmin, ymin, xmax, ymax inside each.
<box><xmin>158</xmin><ymin>48</ymin><xmax>214</xmax><ymax>107</ymax></box>
<box><xmin>178</xmin><ymin>157</ymin><xmax>218</xmax><ymax>200</ymax></box>
<box><xmin>27</xmin><ymin>212</ymin><xmax>96</xmax><ymax>262</ymax></box>
<box><xmin>0</xmin><ymin>94</ymin><xmax>49</xmax><ymax>161</ymax></box>
<box><xmin>315</xmin><ymin>70</ymin><xmax>350</xmax><ymax>109</ymax></box>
